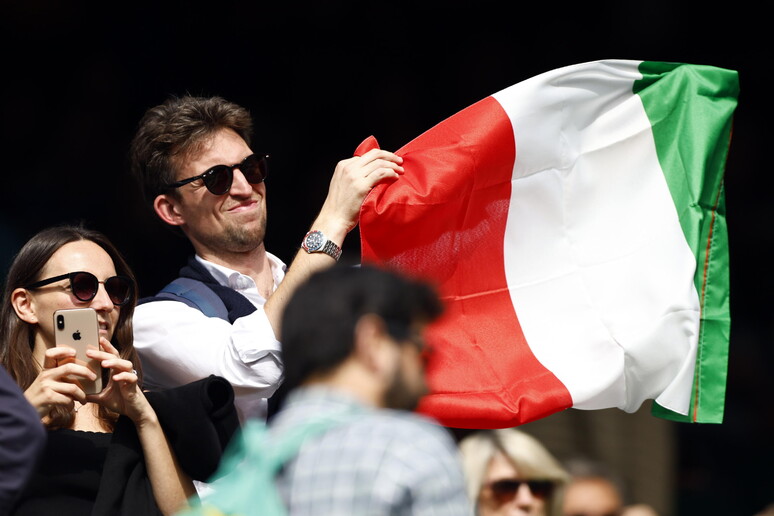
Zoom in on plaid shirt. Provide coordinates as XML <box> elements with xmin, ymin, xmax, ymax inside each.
<box><xmin>268</xmin><ymin>387</ymin><xmax>474</xmax><ymax>516</ymax></box>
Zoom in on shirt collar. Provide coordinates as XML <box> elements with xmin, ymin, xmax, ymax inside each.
<box><xmin>194</xmin><ymin>253</ymin><xmax>287</xmax><ymax>291</ymax></box>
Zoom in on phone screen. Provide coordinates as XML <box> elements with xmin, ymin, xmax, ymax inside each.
<box><xmin>54</xmin><ymin>308</ymin><xmax>103</xmax><ymax>394</ymax></box>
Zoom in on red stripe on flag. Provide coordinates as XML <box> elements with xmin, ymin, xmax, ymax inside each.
<box><xmin>360</xmin><ymin>97</ymin><xmax>573</xmax><ymax>428</ymax></box>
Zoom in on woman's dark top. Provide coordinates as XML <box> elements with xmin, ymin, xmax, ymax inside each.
<box><xmin>9</xmin><ymin>375</ymin><xmax>239</xmax><ymax>516</ymax></box>
<box><xmin>12</xmin><ymin>429</ymin><xmax>111</xmax><ymax>515</ymax></box>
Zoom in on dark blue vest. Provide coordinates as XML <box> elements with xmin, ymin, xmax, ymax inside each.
<box><xmin>138</xmin><ymin>256</ymin><xmax>287</xmax><ymax>417</ymax></box>
<box><xmin>138</xmin><ymin>256</ymin><xmax>258</xmax><ymax>323</ymax></box>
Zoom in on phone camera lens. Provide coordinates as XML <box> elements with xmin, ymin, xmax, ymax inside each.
<box><xmin>56</xmin><ymin>314</ymin><xmax>65</xmax><ymax>330</ymax></box>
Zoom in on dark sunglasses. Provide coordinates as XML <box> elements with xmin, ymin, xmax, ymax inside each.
<box><xmin>485</xmin><ymin>479</ymin><xmax>555</xmax><ymax>504</ymax></box>
<box><xmin>26</xmin><ymin>271</ymin><xmax>134</xmax><ymax>306</ymax></box>
<box><xmin>166</xmin><ymin>153</ymin><xmax>269</xmax><ymax>195</ymax></box>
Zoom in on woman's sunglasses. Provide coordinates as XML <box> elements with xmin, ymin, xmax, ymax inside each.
<box><xmin>25</xmin><ymin>271</ymin><xmax>134</xmax><ymax>306</ymax></box>
<box><xmin>485</xmin><ymin>479</ymin><xmax>555</xmax><ymax>505</ymax></box>
<box><xmin>166</xmin><ymin>153</ymin><xmax>269</xmax><ymax>196</ymax></box>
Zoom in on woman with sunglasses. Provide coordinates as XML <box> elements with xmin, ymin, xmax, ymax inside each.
<box><xmin>459</xmin><ymin>428</ymin><xmax>569</xmax><ymax>516</ymax></box>
<box><xmin>0</xmin><ymin>224</ymin><xmax>196</xmax><ymax>515</ymax></box>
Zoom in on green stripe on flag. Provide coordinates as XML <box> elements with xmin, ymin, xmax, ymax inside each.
<box><xmin>633</xmin><ymin>61</ymin><xmax>738</xmax><ymax>423</ymax></box>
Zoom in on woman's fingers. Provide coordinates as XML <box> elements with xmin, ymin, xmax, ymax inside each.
<box><xmin>86</xmin><ymin>338</ymin><xmax>137</xmax><ymax>406</ymax></box>
<box><xmin>88</xmin><ymin>337</ymin><xmax>132</xmax><ymax>374</ymax></box>
<box><xmin>98</xmin><ymin>336</ymin><xmax>119</xmax><ymax>355</ymax></box>
<box><xmin>42</xmin><ymin>346</ymin><xmax>76</xmax><ymax>369</ymax></box>
<box><xmin>39</xmin><ymin>389</ymin><xmax>79</xmax><ymax>411</ymax></box>
<box><xmin>110</xmin><ymin>370</ymin><xmax>138</xmax><ymax>383</ymax></box>
<box><xmin>87</xmin><ymin>349</ymin><xmax>133</xmax><ymax>374</ymax></box>
<box><xmin>26</xmin><ymin>368</ymin><xmax>90</xmax><ymax>415</ymax></box>
<box><xmin>54</xmin><ymin>362</ymin><xmax>98</xmax><ymax>381</ymax></box>
<box><xmin>49</xmin><ymin>379</ymin><xmax>89</xmax><ymax>404</ymax></box>
<box><xmin>39</xmin><ymin>352</ymin><xmax>98</xmax><ymax>382</ymax></box>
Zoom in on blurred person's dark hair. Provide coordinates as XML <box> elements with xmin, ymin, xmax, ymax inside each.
<box><xmin>279</xmin><ymin>264</ymin><xmax>443</xmax><ymax>394</ymax></box>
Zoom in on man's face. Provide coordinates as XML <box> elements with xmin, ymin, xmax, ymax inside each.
<box><xmin>383</xmin><ymin>325</ymin><xmax>430</xmax><ymax>411</ymax></box>
<box><xmin>163</xmin><ymin>128</ymin><xmax>268</xmax><ymax>258</ymax></box>
<box><xmin>563</xmin><ymin>477</ymin><xmax>622</xmax><ymax>516</ymax></box>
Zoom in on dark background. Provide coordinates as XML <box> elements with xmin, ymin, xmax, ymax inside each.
<box><xmin>1</xmin><ymin>2</ymin><xmax>770</xmax><ymax>514</ymax></box>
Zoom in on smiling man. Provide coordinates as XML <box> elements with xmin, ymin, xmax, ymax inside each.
<box><xmin>128</xmin><ymin>96</ymin><xmax>403</xmax><ymax>423</ymax></box>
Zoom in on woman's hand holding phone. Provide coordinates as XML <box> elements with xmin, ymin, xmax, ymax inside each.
<box><xmin>86</xmin><ymin>338</ymin><xmax>152</xmax><ymax>425</ymax></box>
<box><xmin>24</xmin><ymin>346</ymin><xmax>97</xmax><ymax>417</ymax></box>
<box><xmin>25</xmin><ymin>336</ymin><xmax>151</xmax><ymax>424</ymax></box>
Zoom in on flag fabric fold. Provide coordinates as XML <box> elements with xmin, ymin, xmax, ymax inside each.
<box><xmin>358</xmin><ymin>59</ymin><xmax>738</xmax><ymax>428</ymax></box>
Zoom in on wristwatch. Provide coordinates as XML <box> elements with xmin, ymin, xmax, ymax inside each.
<box><xmin>301</xmin><ymin>230</ymin><xmax>342</xmax><ymax>261</ymax></box>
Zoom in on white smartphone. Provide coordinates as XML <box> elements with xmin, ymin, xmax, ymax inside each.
<box><xmin>54</xmin><ymin>308</ymin><xmax>103</xmax><ymax>394</ymax></box>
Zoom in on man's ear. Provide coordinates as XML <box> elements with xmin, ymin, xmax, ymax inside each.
<box><xmin>353</xmin><ymin>314</ymin><xmax>393</xmax><ymax>375</ymax></box>
<box><xmin>153</xmin><ymin>193</ymin><xmax>186</xmax><ymax>227</ymax></box>
<box><xmin>11</xmin><ymin>288</ymin><xmax>38</xmax><ymax>325</ymax></box>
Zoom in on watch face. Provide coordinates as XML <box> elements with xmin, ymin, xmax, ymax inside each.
<box><xmin>304</xmin><ymin>231</ymin><xmax>325</xmax><ymax>251</ymax></box>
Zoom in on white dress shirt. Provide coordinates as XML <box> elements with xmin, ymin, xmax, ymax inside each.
<box><xmin>133</xmin><ymin>253</ymin><xmax>286</xmax><ymax>423</ymax></box>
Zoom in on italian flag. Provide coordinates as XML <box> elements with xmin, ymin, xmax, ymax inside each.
<box><xmin>359</xmin><ymin>60</ymin><xmax>738</xmax><ymax>429</ymax></box>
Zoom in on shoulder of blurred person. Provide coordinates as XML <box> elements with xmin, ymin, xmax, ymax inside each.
<box><xmin>269</xmin><ymin>385</ymin><xmax>470</xmax><ymax>515</ymax></box>
<box><xmin>0</xmin><ymin>364</ymin><xmax>46</xmax><ymax>515</ymax></box>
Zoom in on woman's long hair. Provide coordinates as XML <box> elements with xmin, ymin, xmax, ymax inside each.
<box><xmin>0</xmin><ymin>224</ymin><xmax>141</xmax><ymax>430</ymax></box>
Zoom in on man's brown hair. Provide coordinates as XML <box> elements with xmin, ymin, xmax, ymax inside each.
<box><xmin>129</xmin><ymin>95</ymin><xmax>253</xmax><ymax>205</ymax></box>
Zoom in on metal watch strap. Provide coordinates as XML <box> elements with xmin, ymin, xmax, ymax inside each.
<box><xmin>321</xmin><ymin>239</ymin><xmax>342</xmax><ymax>261</ymax></box>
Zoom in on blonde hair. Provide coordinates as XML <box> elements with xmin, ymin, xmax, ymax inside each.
<box><xmin>458</xmin><ymin>428</ymin><xmax>569</xmax><ymax>516</ymax></box>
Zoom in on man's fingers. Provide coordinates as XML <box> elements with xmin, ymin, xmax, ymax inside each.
<box><xmin>358</xmin><ymin>148</ymin><xmax>403</xmax><ymax>164</ymax></box>
<box><xmin>362</xmin><ymin>159</ymin><xmax>405</xmax><ymax>178</ymax></box>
